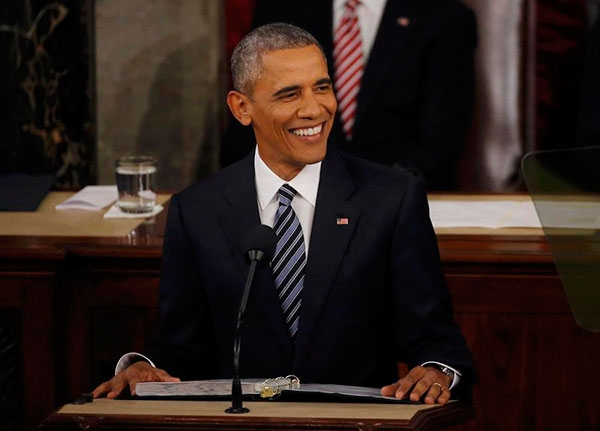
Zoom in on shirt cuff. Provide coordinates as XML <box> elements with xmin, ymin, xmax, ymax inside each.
<box><xmin>115</xmin><ymin>352</ymin><xmax>156</xmax><ymax>376</ymax></box>
<box><xmin>421</xmin><ymin>361</ymin><xmax>461</xmax><ymax>390</ymax></box>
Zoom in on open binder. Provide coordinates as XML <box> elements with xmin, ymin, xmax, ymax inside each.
<box><xmin>135</xmin><ymin>375</ymin><xmax>412</xmax><ymax>404</ymax></box>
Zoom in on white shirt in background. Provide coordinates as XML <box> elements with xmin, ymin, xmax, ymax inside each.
<box><xmin>333</xmin><ymin>0</ymin><xmax>388</xmax><ymax>61</ymax></box>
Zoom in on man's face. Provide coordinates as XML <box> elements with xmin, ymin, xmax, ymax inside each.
<box><xmin>244</xmin><ymin>45</ymin><xmax>337</xmax><ymax>179</ymax></box>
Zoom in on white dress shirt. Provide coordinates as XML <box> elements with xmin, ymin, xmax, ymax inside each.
<box><xmin>333</xmin><ymin>0</ymin><xmax>387</xmax><ymax>61</ymax></box>
<box><xmin>254</xmin><ymin>147</ymin><xmax>321</xmax><ymax>254</ymax></box>
<box><xmin>115</xmin><ymin>147</ymin><xmax>460</xmax><ymax>389</ymax></box>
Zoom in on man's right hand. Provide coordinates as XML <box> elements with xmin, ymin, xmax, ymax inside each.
<box><xmin>92</xmin><ymin>361</ymin><xmax>180</xmax><ymax>399</ymax></box>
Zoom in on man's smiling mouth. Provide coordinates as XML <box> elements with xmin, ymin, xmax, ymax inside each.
<box><xmin>289</xmin><ymin>122</ymin><xmax>325</xmax><ymax>137</ymax></box>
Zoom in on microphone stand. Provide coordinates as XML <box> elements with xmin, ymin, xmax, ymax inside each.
<box><xmin>226</xmin><ymin>250</ymin><xmax>264</xmax><ymax>413</ymax></box>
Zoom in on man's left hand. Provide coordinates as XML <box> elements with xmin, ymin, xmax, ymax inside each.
<box><xmin>381</xmin><ymin>366</ymin><xmax>451</xmax><ymax>404</ymax></box>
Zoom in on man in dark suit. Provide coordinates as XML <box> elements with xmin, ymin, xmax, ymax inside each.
<box><xmin>94</xmin><ymin>23</ymin><xmax>473</xmax><ymax>404</ymax></box>
<box><xmin>221</xmin><ymin>0</ymin><xmax>477</xmax><ymax>190</ymax></box>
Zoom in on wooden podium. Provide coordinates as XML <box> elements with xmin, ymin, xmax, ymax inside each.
<box><xmin>6</xmin><ymin>192</ymin><xmax>600</xmax><ymax>430</ymax></box>
<box><xmin>39</xmin><ymin>399</ymin><xmax>474</xmax><ymax>431</ymax></box>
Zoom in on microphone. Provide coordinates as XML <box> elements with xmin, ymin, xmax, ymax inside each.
<box><xmin>244</xmin><ymin>224</ymin><xmax>277</xmax><ymax>263</ymax></box>
<box><xmin>226</xmin><ymin>224</ymin><xmax>276</xmax><ymax>414</ymax></box>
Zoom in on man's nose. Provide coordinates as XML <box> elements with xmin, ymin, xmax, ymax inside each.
<box><xmin>297</xmin><ymin>92</ymin><xmax>321</xmax><ymax>118</ymax></box>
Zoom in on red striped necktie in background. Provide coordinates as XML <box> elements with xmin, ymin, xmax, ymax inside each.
<box><xmin>333</xmin><ymin>0</ymin><xmax>364</xmax><ymax>141</ymax></box>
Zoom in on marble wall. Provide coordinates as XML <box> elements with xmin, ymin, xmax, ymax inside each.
<box><xmin>0</xmin><ymin>0</ymin><xmax>95</xmax><ymax>188</ymax></box>
<box><xmin>95</xmin><ymin>0</ymin><xmax>225</xmax><ymax>190</ymax></box>
<box><xmin>1</xmin><ymin>0</ymin><xmax>225</xmax><ymax>191</ymax></box>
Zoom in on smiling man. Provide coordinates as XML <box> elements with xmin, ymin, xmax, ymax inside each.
<box><xmin>94</xmin><ymin>23</ymin><xmax>474</xmax><ymax>405</ymax></box>
<box><xmin>226</xmin><ymin>42</ymin><xmax>336</xmax><ymax>181</ymax></box>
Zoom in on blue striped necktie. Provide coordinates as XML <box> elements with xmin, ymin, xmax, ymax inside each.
<box><xmin>271</xmin><ymin>184</ymin><xmax>306</xmax><ymax>340</ymax></box>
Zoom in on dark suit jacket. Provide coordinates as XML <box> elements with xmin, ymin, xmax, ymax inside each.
<box><xmin>576</xmin><ymin>15</ymin><xmax>600</xmax><ymax>147</ymax></box>
<box><xmin>147</xmin><ymin>148</ymin><xmax>474</xmax><ymax>398</ymax></box>
<box><xmin>221</xmin><ymin>0</ymin><xmax>477</xmax><ymax>190</ymax></box>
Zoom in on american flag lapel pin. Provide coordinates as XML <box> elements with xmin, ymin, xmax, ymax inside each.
<box><xmin>336</xmin><ymin>217</ymin><xmax>349</xmax><ymax>225</ymax></box>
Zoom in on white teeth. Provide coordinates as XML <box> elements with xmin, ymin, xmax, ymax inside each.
<box><xmin>292</xmin><ymin>124</ymin><xmax>323</xmax><ymax>136</ymax></box>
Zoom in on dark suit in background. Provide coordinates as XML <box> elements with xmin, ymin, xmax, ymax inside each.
<box><xmin>146</xmin><ymin>149</ymin><xmax>474</xmax><ymax>398</ymax></box>
<box><xmin>576</xmin><ymin>15</ymin><xmax>600</xmax><ymax>146</ymax></box>
<box><xmin>221</xmin><ymin>0</ymin><xmax>477</xmax><ymax>190</ymax></box>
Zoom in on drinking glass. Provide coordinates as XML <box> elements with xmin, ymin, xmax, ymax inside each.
<box><xmin>115</xmin><ymin>156</ymin><xmax>157</xmax><ymax>213</ymax></box>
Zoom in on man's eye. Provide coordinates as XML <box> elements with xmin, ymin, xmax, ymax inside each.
<box><xmin>280</xmin><ymin>93</ymin><xmax>297</xmax><ymax>100</ymax></box>
<box><xmin>316</xmin><ymin>85</ymin><xmax>331</xmax><ymax>92</ymax></box>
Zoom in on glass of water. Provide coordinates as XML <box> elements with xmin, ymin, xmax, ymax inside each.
<box><xmin>115</xmin><ymin>156</ymin><xmax>157</xmax><ymax>213</ymax></box>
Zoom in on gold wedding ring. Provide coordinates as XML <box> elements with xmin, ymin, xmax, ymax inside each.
<box><xmin>431</xmin><ymin>382</ymin><xmax>444</xmax><ymax>392</ymax></box>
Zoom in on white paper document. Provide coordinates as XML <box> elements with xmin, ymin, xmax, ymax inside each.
<box><xmin>294</xmin><ymin>383</ymin><xmax>395</xmax><ymax>401</ymax></box>
<box><xmin>136</xmin><ymin>379</ymin><xmax>259</xmax><ymax>397</ymax></box>
<box><xmin>136</xmin><ymin>379</ymin><xmax>398</xmax><ymax>402</ymax></box>
<box><xmin>428</xmin><ymin>200</ymin><xmax>542</xmax><ymax>228</ymax></box>
<box><xmin>428</xmin><ymin>198</ymin><xmax>600</xmax><ymax>229</ymax></box>
<box><xmin>55</xmin><ymin>186</ymin><xmax>118</xmax><ymax>211</ymax></box>
<box><xmin>532</xmin><ymin>200</ymin><xmax>600</xmax><ymax>229</ymax></box>
<box><xmin>500</xmin><ymin>200</ymin><xmax>542</xmax><ymax>228</ymax></box>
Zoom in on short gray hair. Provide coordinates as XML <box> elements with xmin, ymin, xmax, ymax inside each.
<box><xmin>231</xmin><ymin>23</ymin><xmax>326</xmax><ymax>95</ymax></box>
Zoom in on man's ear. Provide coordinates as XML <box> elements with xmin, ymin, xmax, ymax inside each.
<box><xmin>227</xmin><ymin>90</ymin><xmax>252</xmax><ymax>126</ymax></box>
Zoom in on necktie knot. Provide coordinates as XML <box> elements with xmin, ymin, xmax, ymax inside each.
<box><xmin>278</xmin><ymin>184</ymin><xmax>297</xmax><ymax>206</ymax></box>
<box><xmin>345</xmin><ymin>0</ymin><xmax>360</xmax><ymax>13</ymax></box>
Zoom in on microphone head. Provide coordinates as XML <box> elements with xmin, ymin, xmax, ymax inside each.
<box><xmin>244</xmin><ymin>224</ymin><xmax>277</xmax><ymax>263</ymax></box>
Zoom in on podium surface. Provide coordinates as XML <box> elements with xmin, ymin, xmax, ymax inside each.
<box><xmin>39</xmin><ymin>399</ymin><xmax>474</xmax><ymax>431</ymax></box>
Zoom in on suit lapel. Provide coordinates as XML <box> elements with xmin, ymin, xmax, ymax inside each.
<box><xmin>294</xmin><ymin>151</ymin><xmax>361</xmax><ymax>367</ymax></box>
<box><xmin>218</xmin><ymin>152</ymin><xmax>293</xmax><ymax>363</ymax></box>
<box><xmin>353</xmin><ymin>0</ymin><xmax>415</xmax><ymax>135</ymax></box>
<box><xmin>219</xmin><ymin>154</ymin><xmax>260</xmax><ymax>280</ymax></box>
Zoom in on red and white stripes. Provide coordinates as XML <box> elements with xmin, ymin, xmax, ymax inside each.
<box><xmin>333</xmin><ymin>0</ymin><xmax>363</xmax><ymax>141</ymax></box>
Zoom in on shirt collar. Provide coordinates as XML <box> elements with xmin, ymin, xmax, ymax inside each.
<box><xmin>334</xmin><ymin>0</ymin><xmax>387</xmax><ymax>16</ymax></box>
<box><xmin>254</xmin><ymin>147</ymin><xmax>321</xmax><ymax>211</ymax></box>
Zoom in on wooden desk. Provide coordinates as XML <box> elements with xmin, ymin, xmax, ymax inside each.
<box><xmin>0</xmin><ymin>193</ymin><xmax>169</xmax><ymax>431</ymax></box>
<box><xmin>39</xmin><ymin>399</ymin><xmax>473</xmax><ymax>431</ymax></box>
<box><xmin>1</xmin><ymin>193</ymin><xmax>599</xmax><ymax>431</ymax></box>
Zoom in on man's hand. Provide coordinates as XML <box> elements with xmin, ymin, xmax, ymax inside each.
<box><xmin>381</xmin><ymin>366</ymin><xmax>452</xmax><ymax>405</ymax></box>
<box><xmin>92</xmin><ymin>361</ymin><xmax>180</xmax><ymax>399</ymax></box>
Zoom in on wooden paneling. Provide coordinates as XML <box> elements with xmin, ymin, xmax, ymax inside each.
<box><xmin>0</xmin><ymin>275</ymin><xmax>56</xmax><ymax>431</ymax></box>
<box><xmin>54</xmin><ymin>264</ymin><xmax>161</xmax><ymax>407</ymax></box>
<box><xmin>23</xmin><ymin>278</ymin><xmax>54</xmax><ymax>431</ymax></box>
<box><xmin>451</xmin><ymin>312</ymin><xmax>600</xmax><ymax>431</ymax></box>
<box><xmin>448</xmin><ymin>274</ymin><xmax>567</xmax><ymax>313</ymax></box>
<box><xmin>91</xmin><ymin>306</ymin><xmax>160</xmax><ymax>384</ymax></box>
<box><xmin>0</xmin><ymin>309</ymin><xmax>21</xmax><ymax>431</ymax></box>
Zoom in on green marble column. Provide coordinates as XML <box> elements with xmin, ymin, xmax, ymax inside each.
<box><xmin>0</xmin><ymin>0</ymin><xmax>95</xmax><ymax>189</ymax></box>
